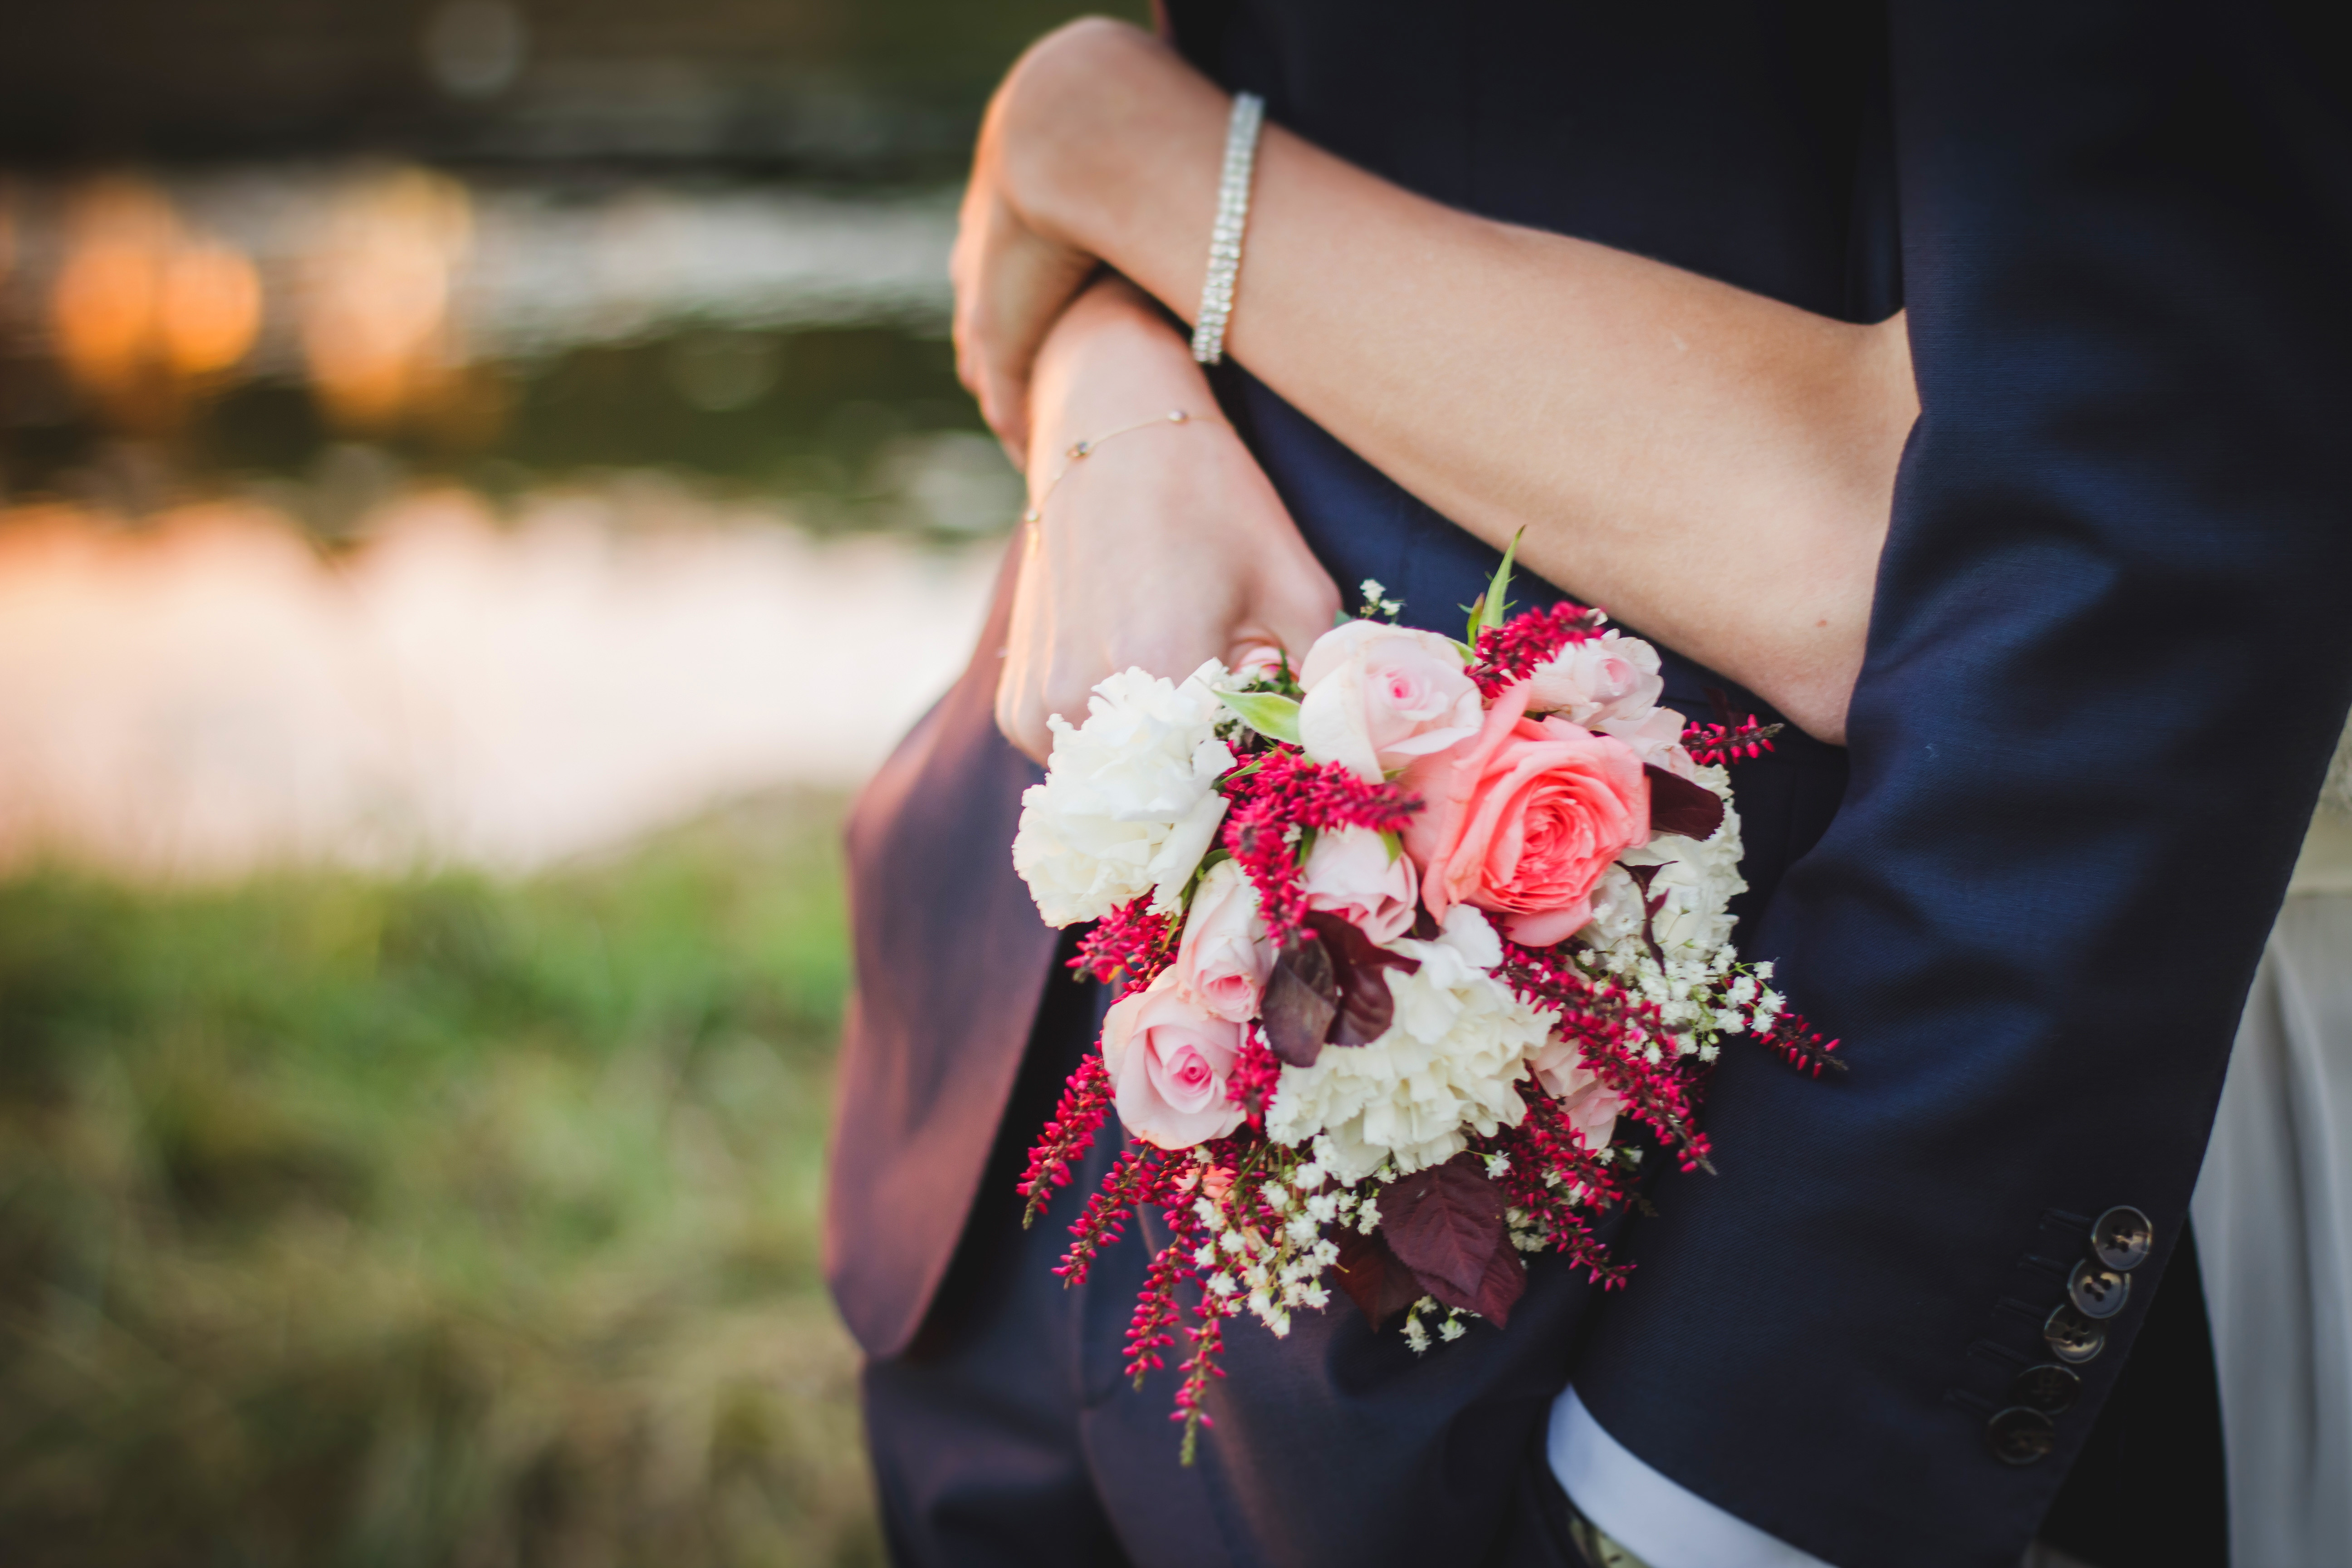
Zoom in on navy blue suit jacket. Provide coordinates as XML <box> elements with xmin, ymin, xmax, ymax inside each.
<box><xmin>828</xmin><ymin>4</ymin><xmax>2352</xmax><ymax>1565</ymax></box>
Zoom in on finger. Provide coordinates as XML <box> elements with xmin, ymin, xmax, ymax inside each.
<box><xmin>1224</xmin><ymin>639</ymin><xmax>1286</xmax><ymax>681</ymax></box>
<box><xmin>994</xmin><ymin>667</ymin><xmax>1051</xmax><ymax>767</ymax></box>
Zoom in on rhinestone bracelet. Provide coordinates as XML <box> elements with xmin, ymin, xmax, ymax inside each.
<box><xmin>1190</xmin><ymin>91</ymin><xmax>1265</xmax><ymax>366</ymax></box>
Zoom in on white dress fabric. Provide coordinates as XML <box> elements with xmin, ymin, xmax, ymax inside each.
<box><xmin>2190</xmin><ymin>750</ymin><xmax>2352</xmax><ymax>1568</ymax></box>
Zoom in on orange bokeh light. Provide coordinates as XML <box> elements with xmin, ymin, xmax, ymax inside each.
<box><xmin>160</xmin><ymin>243</ymin><xmax>263</xmax><ymax>380</ymax></box>
<box><xmin>47</xmin><ymin>176</ymin><xmax>262</xmax><ymax>416</ymax></box>
<box><xmin>299</xmin><ymin>167</ymin><xmax>472</xmax><ymax>432</ymax></box>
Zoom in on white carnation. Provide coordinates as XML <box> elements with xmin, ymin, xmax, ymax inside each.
<box><xmin>1011</xmin><ymin>660</ymin><xmax>1237</xmax><ymax>927</ymax></box>
<box><xmin>1264</xmin><ymin>907</ymin><xmax>1554</xmax><ymax>1184</ymax></box>
<box><xmin>1580</xmin><ymin>764</ymin><xmax>1746</xmax><ymax>963</ymax></box>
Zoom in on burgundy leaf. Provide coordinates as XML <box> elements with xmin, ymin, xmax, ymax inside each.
<box><xmin>1330</xmin><ymin>1225</ymin><xmax>1424</xmax><ymax>1329</ymax></box>
<box><xmin>1467</xmin><ymin>1234</ymin><xmax>1528</xmax><ymax>1327</ymax></box>
<box><xmin>1645</xmin><ymin>764</ymin><xmax>1725</xmax><ymax>842</ymax></box>
<box><xmin>1380</xmin><ymin>1154</ymin><xmax>1506</xmax><ymax>1305</ymax></box>
<box><xmin>1262</xmin><ymin>934</ymin><xmax>1338</xmax><ymax>1067</ymax></box>
<box><xmin>1304</xmin><ymin>911</ymin><xmax>1422</xmax><ymax>1047</ymax></box>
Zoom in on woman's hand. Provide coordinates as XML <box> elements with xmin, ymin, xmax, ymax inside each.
<box><xmin>951</xmin><ymin>20</ymin><xmax>1197</xmax><ymax>458</ymax></box>
<box><xmin>996</xmin><ymin>276</ymin><xmax>1338</xmax><ymax>765</ymax></box>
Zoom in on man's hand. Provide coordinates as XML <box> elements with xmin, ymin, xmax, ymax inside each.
<box><xmin>995</xmin><ymin>277</ymin><xmax>1338</xmax><ymax>765</ymax></box>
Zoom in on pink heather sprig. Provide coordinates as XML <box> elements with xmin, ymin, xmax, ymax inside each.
<box><xmin>1468</xmin><ymin>600</ymin><xmax>1605</xmax><ymax>696</ymax></box>
<box><xmin>1172</xmin><ymin>1279</ymin><xmax>1232</xmax><ymax>1465</ymax></box>
<box><xmin>1018</xmin><ymin>1053</ymin><xmax>1116</xmax><ymax>1228</ymax></box>
<box><xmin>1756</xmin><ymin>1006</ymin><xmax>1844</xmax><ymax>1078</ymax></box>
<box><xmin>1055</xmin><ymin>1145</ymin><xmax>1180</xmax><ymax>1286</ymax></box>
<box><xmin>1071</xmin><ymin>897</ymin><xmax>1180</xmax><ymax>996</ymax></box>
<box><xmin>1223</xmin><ymin>1029</ymin><xmax>1284</xmax><ymax>1128</ymax></box>
<box><xmin>1497</xmin><ymin>940</ymin><xmax>1715</xmax><ymax>1174</ymax></box>
<box><xmin>1124</xmin><ymin>1201</ymin><xmax>1207</xmax><ymax>1383</ymax></box>
<box><xmin>1219</xmin><ymin>749</ymin><xmax>1421</xmax><ymax>947</ymax></box>
<box><xmin>1482</xmin><ymin>1089</ymin><xmax>1635</xmax><ymax>1288</ymax></box>
<box><xmin>1682</xmin><ymin>715</ymin><xmax>1784</xmax><ymax>768</ymax></box>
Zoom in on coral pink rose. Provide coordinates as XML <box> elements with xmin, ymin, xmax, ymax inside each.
<box><xmin>1101</xmin><ymin>969</ymin><xmax>1248</xmax><ymax>1150</ymax></box>
<box><xmin>1401</xmin><ymin>682</ymin><xmax>1650</xmax><ymax>947</ymax></box>
<box><xmin>1529</xmin><ymin>1039</ymin><xmax>1625</xmax><ymax>1152</ymax></box>
<box><xmin>1175</xmin><ymin>859</ymin><xmax>1273</xmax><ymax>1022</ymax></box>
<box><xmin>1299</xmin><ymin>825</ymin><xmax>1420</xmax><ymax>945</ymax></box>
<box><xmin>1297</xmin><ymin>621</ymin><xmax>1484</xmax><ymax>781</ymax></box>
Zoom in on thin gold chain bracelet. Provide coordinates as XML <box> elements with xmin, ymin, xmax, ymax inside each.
<box><xmin>1021</xmin><ymin>408</ymin><xmax>1225</xmax><ymax>524</ymax></box>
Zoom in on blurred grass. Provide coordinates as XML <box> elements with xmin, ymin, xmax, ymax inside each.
<box><xmin>0</xmin><ymin>792</ymin><xmax>873</xmax><ymax>1568</ymax></box>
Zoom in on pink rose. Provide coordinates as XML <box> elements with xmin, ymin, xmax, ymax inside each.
<box><xmin>1599</xmin><ymin>704</ymin><xmax>1699</xmax><ymax>779</ymax></box>
<box><xmin>1101</xmin><ymin>969</ymin><xmax>1248</xmax><ymax>1151</ymax></box>
<box><xmin>1528</xmin><ymin>631</ymin><xmax>1697</xmax><ymax>777</ymax></box>
<box><xmin>1401</xmin><ymin>681</ymin><xmax>1650</xmax><ymax>947</ymax></box>
<box><xmin>1529</xmin><ymin>1039</ymin><xmax>1625</xmax><ymax>1152</ymax></box>
<box><xmin>1175</xmin><ymin>859</ymin><xmax>1273</xmax><ymax>1022</ymax></box>
<box><xmin>1526</xmin><ymin>630</ymin><xmax>1664</xmax><ymax>727</ymax></box>
<box><xmin>1297</xmin><ymin>621</ymin><xmax>1483</xmax><ymax>781</ymax></box>
<box><xmin>1299</xmin><ymin>825</ymin><xmax>1420</xmax><ymax>945</ymax></box>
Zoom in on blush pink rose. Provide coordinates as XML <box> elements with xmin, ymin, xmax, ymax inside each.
<box><xmin>1401</xmin><ymin>681</ymin><xmax>1650</xmax><ymax>947</ymax></box>
<box><xmin>1529</xmin><ymin>1039</ymin><xmax>1625</xmax><ymax>1152</ymax></box>
<box><xmin>1101</xmin><ymin>969</ymin><xmax>1248</xmax><ymax>1151</ymax></box>
<box><xmin>1297</xmin><ymin>621</ymin><xmax>1483</xmax><ymax>781</ymax></box>
<box><xmin>1525</xmin><ymin>630</ymin><xmax>1665</xmax><ymax>727</ymax></box>
<box><xmin>1299</xmin><ymin>825</ymin><xmax>1420</xmax><ymax>945</ymax></box>
<box><xmin>1175</xmin><ymin>859</ymin><xmax>1273</xmax><ymax>1022</ymax></box>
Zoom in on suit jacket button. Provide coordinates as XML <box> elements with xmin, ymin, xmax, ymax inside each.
<box><xmin>1988</xmin><ymin>1406</ymin><xmax>2057</xmax><ymax>1465</ymax></box>
<box><xmin>2091</xmin><ymin>1206</ymin><xmax>2155</xmax><ymax>1272</ymax></box>
<box><xmin>2068</xmin><ymin>1259</ymin><xmax>2132</xmax><ymax>1320</ymax></box>
<box><xmin>2010</xmin><ymin>1363</ymin><xmax>2082</xmax><ymax>1414</ymax></box>
<box><xmin>2043</xmin><ymin>1304</ymin><xmax>2107</xmax><ymax>1363</ymax></box>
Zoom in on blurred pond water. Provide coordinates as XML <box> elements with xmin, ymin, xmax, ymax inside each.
<box><xmin>0</xmin><ymin>164</ymin><xmax>1014</xmax><ymax>877</ymax></box>
<box><xmin>1</xmin><ymin>165</ymin><xmax>1016</xmax><ymax>533</ymax></box>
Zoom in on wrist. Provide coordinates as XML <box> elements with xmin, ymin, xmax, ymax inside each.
<box><xmin>993</xmin><ymin>20</ymin><xmax>1210</xmax><ymax>263</ymax></box>
<box><xmin>1029</xmin><ymin>283</ymin><xmax>1211</xmax><ymax>468</ymax></box>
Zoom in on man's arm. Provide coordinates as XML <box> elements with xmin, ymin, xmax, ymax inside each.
<box><xmin>1570</xmin><ymin>5</ymin><xmax>2352</xmax><ymax>1566</ymax></box>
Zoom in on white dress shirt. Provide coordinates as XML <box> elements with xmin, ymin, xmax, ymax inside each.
<box><xmin>1548</xmin><ymin>1385</ymin><xmax>1837</xmax><ymax>1568</ymax></box>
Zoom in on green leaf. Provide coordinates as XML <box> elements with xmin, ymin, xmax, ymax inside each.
<box><xmin>1219</xmin><ymin>690</ymin><xmax>1303</xmax><ymax>745</ymax></box>
<box><xmin>1379</xmin><ymin>829</ymin><xmax>1404</xmax><ymax>865</ymax></box>
<box><xmin>1479</xmin><ymin>529</ymin><xmax>1525</xmax><ymax>636</ymax></box>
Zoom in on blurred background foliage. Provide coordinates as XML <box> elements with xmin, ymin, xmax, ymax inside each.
<box><xmin>0</xmin><ymin>0</ymin><xmax>1147</xmax><ymax>1561</ymax></box>
<box><xmin>0</xmin><ymin>798</ymin><xmax>872</xmax><ymax>1566</ymax></box>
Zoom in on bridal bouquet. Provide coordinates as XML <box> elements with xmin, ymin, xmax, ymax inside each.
<box><xmin>1010</xmin><ymin>557</ymin><xmax>1834</xmax><ymax>1459</ymax></box>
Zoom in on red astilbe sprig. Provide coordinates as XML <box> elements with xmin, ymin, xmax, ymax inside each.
<box><xmin>1681</xmin><ymin>715</ymin><xmax>1784</xmax><ymax>768</ymax></box>
<box><xmin>1480</xmin><ymin>1095</ymin><xmax>1634</xmax><ymax>1289</ymax></box>
<box><xmin>1223</xmin><ymin>1029</ymin><xmax>1284</xmax><ymax>1128</ymax></box>
<box><xmin>1171</xmin><ymin>1277</ymin><xmax>1232</xmax><ymax>1465</ymax></box>
<box><xmin>1756</xmin><ymin>1006</ymin><xmax>1844</xmax><ymax>1078</ymax></box>
<box><xmin>1124</xmin><ymin>1198</ymin><xmax>1211</xmax><ymax>1383</ymax></box>
<box><xmin>1070</xmin><ymin>897</ymin><xmax>1180</xmax><ymax>996</ymax></box>
<box><xmin>1055</xmin><ymin>1145</ymin><xmax>1182</xmax><ymax>1285</ymax></box>
<box><xmin>1219</xmin><ymin>749</ymin><xmax>1421</xmax><ymax>947</ymax></box>
<box><xmin>1018</xmin><ymin>1054</ymin><xmax>1116</xmax><ymax>1228</ymax></box>
<box><xmin>1496</xmin><ymin>940</ymin><xmax>1715</xmax><ymax>1174</ymax></box>
<box><xmin>1467</xmin><ymin>600</ymin><xmax>1605</xmax><ymax>696</ymax></box>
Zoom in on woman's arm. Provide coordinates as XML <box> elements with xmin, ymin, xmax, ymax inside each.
<box><xmin>995</xmin><ymin>273</ymin><xmax>1339</xmax><ymax>763</ymax></box>
<box><xmin>954</xmin><ymin>20</ymin><xmax>1916</xmax><ymax>744</ymax></box>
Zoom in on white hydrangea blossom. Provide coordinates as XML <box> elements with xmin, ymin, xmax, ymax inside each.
<box><xmin>1011</xmin><ymin>660</ymin><xmax>1237</xmax><ymax>927</ymax></box>
<box><xmin>1579</xmin><ymin>764</ymin><xmax>1746</xmax><ymax>964</ymax></box>
<box><xmin>1265</xmin><ymin>907</ymin><xmax>1554</xmax><ymax>1184</ymax></box>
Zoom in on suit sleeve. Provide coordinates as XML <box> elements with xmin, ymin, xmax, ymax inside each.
<box><xmin>1570</xmin><ymin>6</ymin><xmax>2352</xmax><ymax>1567</ymax></box>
